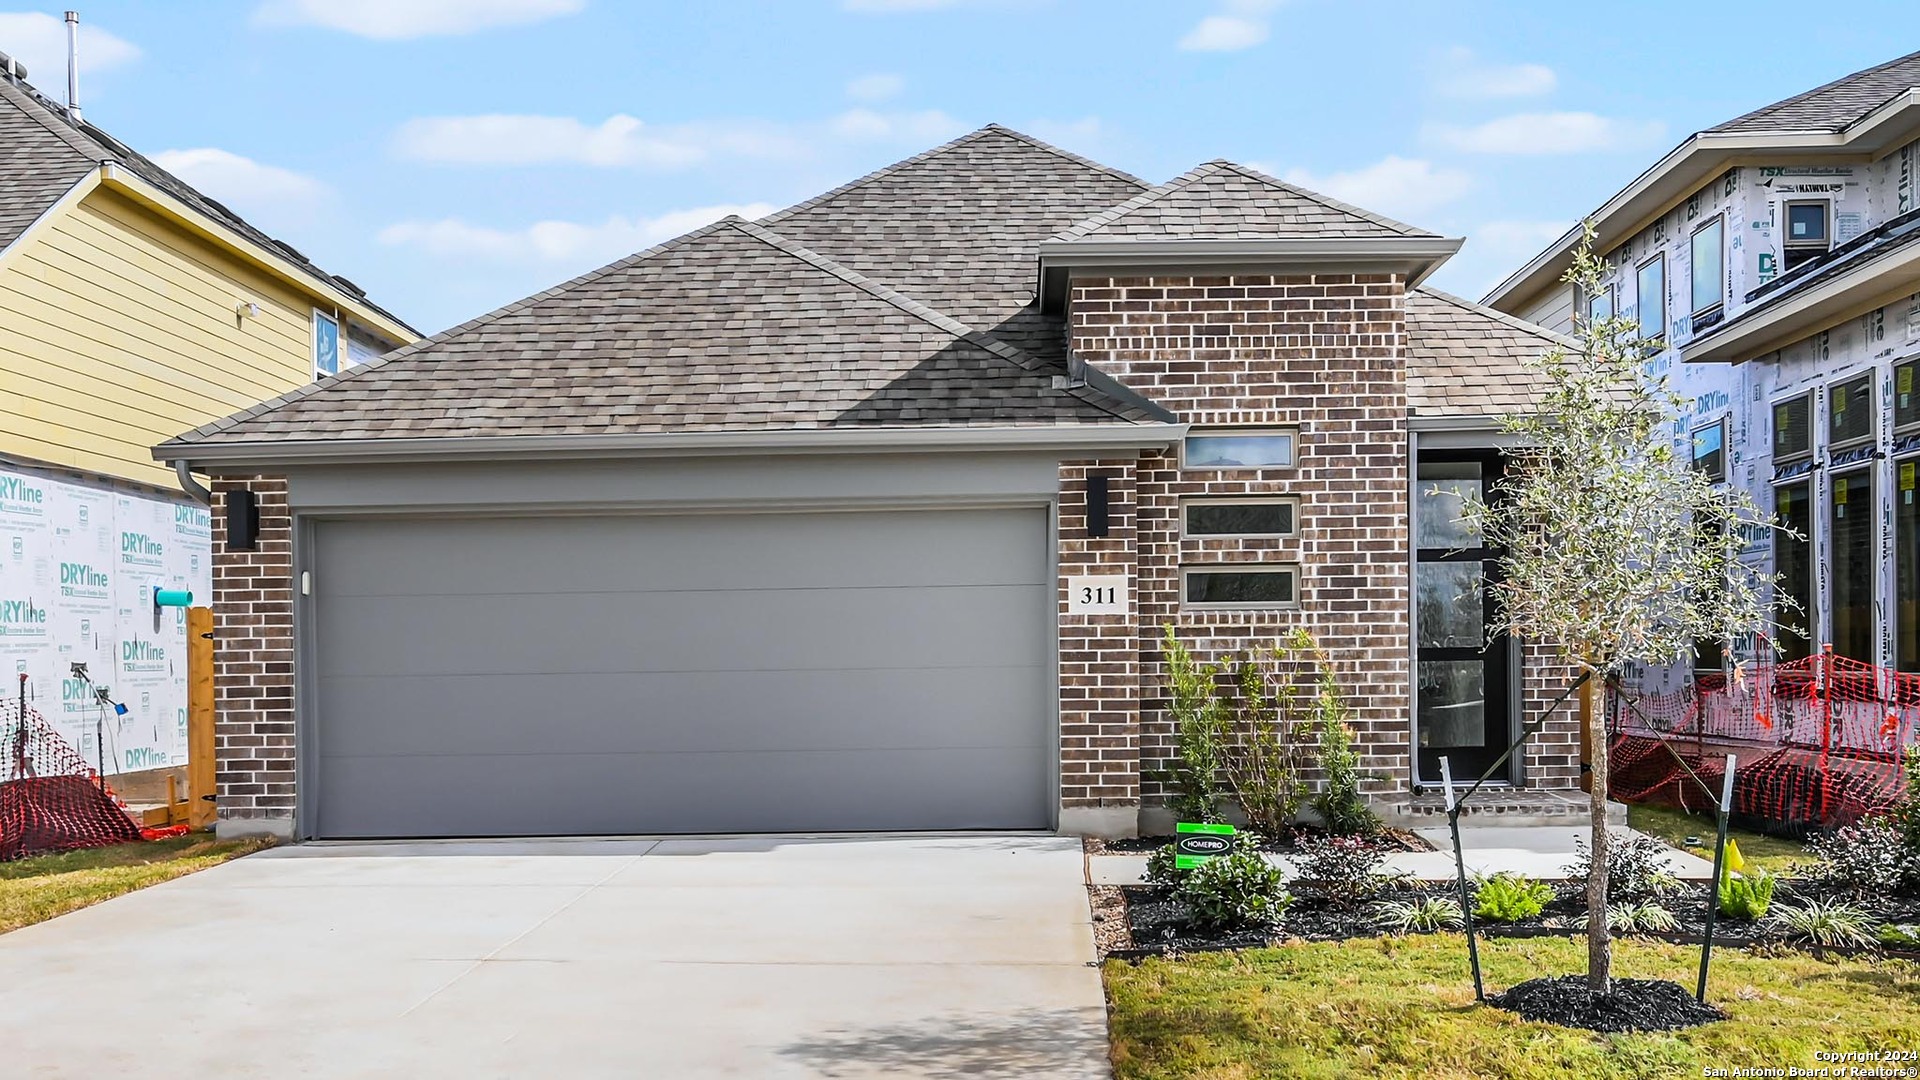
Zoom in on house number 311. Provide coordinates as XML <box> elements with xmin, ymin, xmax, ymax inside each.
<box><xmin>1067</xmin><ymin>574</ymin><xmax>1129</xmax><ymax>615</ymax></box>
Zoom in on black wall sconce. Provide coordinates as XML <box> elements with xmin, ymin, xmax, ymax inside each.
<box><xmin>226</xmin><ymin>489</ymin><xmax>259</xmax><ymax>551</ymax></box>
<box><xmin>1087</xmin><ymin>473</ymin><xmax>1111</xmax><ymax>538</ymax></box>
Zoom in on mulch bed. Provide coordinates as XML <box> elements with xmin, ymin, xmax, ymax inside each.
<box><xmin>1090</xmin><ymin>825</ymin><xmax>1431</xmax><ymax>856</ymax></box>
<box><xmin>1106</xmin><ymin>877</ymin><xmax>1920</xmax><ymax>960</ymax></box>
<box><xmin>1488</xmin><ymin>976</ymin><xmax>1727</xmax><ymax>1032</ymax></box>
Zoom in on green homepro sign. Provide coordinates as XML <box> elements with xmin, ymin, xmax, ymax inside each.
<box><xmin>1173</xmin><ymin>822</ymin><xmax>1237</xmax><ymax>869</ymax></box>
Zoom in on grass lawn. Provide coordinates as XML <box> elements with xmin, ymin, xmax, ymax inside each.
<box><xmin>0</xmin><ymin>834</ymin><xmax>268</xmax><ymax>934</ymax></box>
<box><xmin>1106</xmin><ymin>935</ymin><xmax>1920</xmax><ymax>1080</ymax></box>
<box><xmin>1627</xmin><ymin>803</ymin><xmax>1811</xmax><ymax>874</ymax></box>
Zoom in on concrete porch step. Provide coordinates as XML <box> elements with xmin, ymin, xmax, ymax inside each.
<box><xmin>1377</xmin><ymin>790</ymin><xmax>1627</xmax><ymax>830</ymax></box>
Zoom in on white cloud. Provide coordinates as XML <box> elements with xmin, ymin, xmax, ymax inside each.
<box><xmin>1433</xmin><ymin>47</ymin><xmax>1555</xmax><ymax>100</ymax></box>
<box><xmin>829</xmin><ymin>108</ymin><xmax>965</xmax><ymax>143</ymax></box>
<box><xmin>149</xmin><ymin>148</ymin><xmax>330</xmax><ymax>219</ymax></box>
<box><xmin>1424</xmin><ymin>112</ymin><xmax>1665</xmax><ymax>155</ymax></box>
<box><xmin>377</xmin><ymin>203</ymin><xmax>777</xmax><ymax>263</ymax></box>
<box><xmin>1178</xmin><ymin>0</ymin><xmax>1283</xmax><ymax>52</ymax></box>
<box><xmin>252</xmin><ymin>0</ymin><xmax>583</xmax><ymax>40</ymax></box>
<box><xmin>845</xmin><ymin>73</ymin><xmax>905</xmax><ymax>103</ymax></box>
<box><xmin>1278</xmin><ymin>156</ymin><xmax>1472</xmax><ymax>222</ymax></box>
<box><xmin>0</xmin><ymin>12</ymin><xmax>139</xmax><ymax>82</ymax></box>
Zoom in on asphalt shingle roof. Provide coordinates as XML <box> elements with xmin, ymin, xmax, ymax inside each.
<box><xmin>1052</xmin><ymin>159</ymin><xmax>1438</xmax><ymax>243</ymax></box>
<box><xmin>1404</xmin><ymin>288</ymin><xmax>1569</xmax><ymax>415</ymax></box>
<box><xmin>163</xmin><ymin>216</ymin><xmax>1157</xmax><ymax>447</ymax></box>
<box><xmin>0</xmin><ymin>75</ymin><xmax>411</xmax><ymax>331</ymax></box>
<box><xmin>1709</xmin><ymin>49</ymin><xmax>1920</xmax><ymax>134</ymax></box>
<box><xmin>759</xmin><ymin>124</ymin><xmax>1150</xmax><ymax>359</ymax></box>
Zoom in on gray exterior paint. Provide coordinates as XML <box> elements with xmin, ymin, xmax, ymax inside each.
<box><xmin>308</xmin><ymin>507</ymin><xmax>1053</xmax><ymax>838</ymax></box>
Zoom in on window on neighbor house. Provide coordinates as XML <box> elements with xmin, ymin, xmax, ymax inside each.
<box><xmin>312</xmin><ymin>310</ymin><xmax>340</xmax><ymax>379</ymax></box>
<box><xmin>1898</xmin><ymin>360</ymin><xmax>1920</xmax><ymax>432</ymax></box>
<box><xmin>1636</xmin><ymin>254</ymin><xmax>1666</xmax><ymax>341</ymax></box>
<box><xmin>1691</xmin><ymin>419</ymin><xmax>1726</xmax><ymax>481</ymax></box>
<box><xmin>1587</xmin><ymin>284</ymin><xmax>1614</xmax><ymax>325</ymax></box>
<box><xmin>1691</xmin><ymin>216</ymin><xmax>1725</xmax><ymax>317</ymax></box>
<box><xmin>1181</xmin><ymin>565</ymin><xmax>1300</xmax><ymax>610</ymax></box>
<box><xmin>1900</xmin><ymin>457</ymin><xmax>1920</xmax><ymax>671</ymax></box>
<box><xmin>1831</xmin><ymin>469</ymin><xmax>1875</xmax><ymax>663</ymax></box>
<box><xmin>1784</xmin><ymin>201</ymin><xmax>1831</xmax><ymax>272</ymax></box>
<box><xmin>1774</xmin><ymin>481</ymin><xmax>1813</xmax><ymax>662</ymax></box>
<box><xmin>1829</xmin><ymin>373</ymin><xmax>1874</xmax><ymax>448</ymax></box>
<box><xmin>1773</xmin><ymin>394</ymin><xmax>1812</xmax><ymax>460</ymax></box>
<box><xmin>1182</xmin><ymin>430</ymin><xmax>1296</xmax><ymax>469</ymax></box>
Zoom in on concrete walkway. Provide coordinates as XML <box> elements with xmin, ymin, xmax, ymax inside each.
<box><xmin>0</xmin><ymin>834</ymin><xmax>1108</xmax><ymax>1079</ymax></box>
<box><xmin>1088</xmin><ymin>825</ymin><xmax>1714</xmax><ymax>885</ymax></box>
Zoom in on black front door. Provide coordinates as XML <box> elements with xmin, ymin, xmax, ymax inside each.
<box><xmin>1414</xmin><ymin>451</ymin><xmax>1513</xmax><ymax>784</ymax></box>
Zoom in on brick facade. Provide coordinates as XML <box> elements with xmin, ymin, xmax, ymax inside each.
<box><xmin>208</xmin><ymin>477</ymin><xmax>296</xmax><ymax>836</ymax></box>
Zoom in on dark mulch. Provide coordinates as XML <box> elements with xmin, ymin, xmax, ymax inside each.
<box><xmin>1488</xmin><ymin>975</ymin><xmax>1727</xmax><ymax>1032</ymax></box>
<box><xmin>1095</xmin><ymin>826</ymin><xmax>1429</xmax><ymax>856</ymax></box>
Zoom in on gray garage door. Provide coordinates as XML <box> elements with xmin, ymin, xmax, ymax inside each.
<box><xmin>309</xmin><ymin>508</ymin><xmax>1052</xmax><ymax>839</ymax></box>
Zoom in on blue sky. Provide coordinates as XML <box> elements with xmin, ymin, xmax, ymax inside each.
<box><xmin>2</xmin><ymin>0</ymin><xmax>1913</xmax><ymax>333</ymax></box>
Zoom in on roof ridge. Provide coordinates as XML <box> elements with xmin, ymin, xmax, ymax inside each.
<box><xmin>1710</xmin><ymin>48</ymin><xmax>1920</xmax><ymax>133</ymax></box>
<box><xmin>977</xmin><ymin>123</ymin><xmax>1152</xmax><ymax>189</ymax></box>
<box><xmin>1212</xmin><ymin>160</ymin><xmax>1435</xmax><ymax>237</ymax></box>
<box><xmin>729</xmin><ymin>217</ymin><xmax>1048</xmax><ymax>373</ymax></box>
<box><xmin>1412</xmin><ymin>284</ymin><xmax>1580</xmax><ymax>349</ymax></box>
<box><xmin>0</xmin><ymin>79</ymin><xmax>110</xmax><ymax>167</ymax></box>
<box><xmin>1051</xmin><ymin>160</ymin><xmax>1230</xmax><ymax>241</ymax></box>
<box><xmin>162</xmin><ymin>216</ymin><xmax>747</xmax><ymax>447</ymax></box>
<box><xmin>756</xmin><ymin>126</ymin><xmax>1003</xmax><ymax>227</ymax></box>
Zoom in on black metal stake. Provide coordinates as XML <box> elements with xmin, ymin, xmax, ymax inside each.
<box><xmin>1442</xmin><ymin>756</ymin><xmax>1485</xmax><ymax>1002</ymax></box>
<box><xmin>1696</xmin><ymin>753</ymin><xmax>1737</xmax><ymax>1004</ymax></box>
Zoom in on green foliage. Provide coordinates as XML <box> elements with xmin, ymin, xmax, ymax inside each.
<box><xmin>1279</xmin><ymin>628</ymin><xmax>1380</xmax><ymax>837</ymax></box>
<box><xmin>1173</xmin><ymin>848</ymin><xmax>1293</xmax><ymax>932</ymax></box>
<box><xmin>1716</xmin><ymin>868</ymin><xmax>1776</xmax><ymax>921</ymax></box>
<box><xmin>1809</xmin><ymin>816</ymin><xmax>1920</xmax><ymax>897</ymax></box>
<box><xmin>1471</xmin><ymin>873</ymin><xmax>1553</xmax><ymax>923</ymax></box>
<box><xmin>1161</xmin><ymin>625</ymin><xmax>1229</xmax><ymax>823</ymax></box>
<box><xmin>1371</xmin><ymin>895</ymin><xmax>1463</xmax><ymax>934</ymax></box>
<box><xmin>1143</xmin><ymin>842</ymin><xmax>1186</xmax><ymax>887</ymax></box>
<box><xmin>1607</xmin><ymin>901</ymin><xmax>1678</xmax><ymax>935</ymax></box>
<box><xmin>1892</xmin><ymin>748</ymin><xmax>1920</xmax><ymax>852</ymax></box>
<box><xmin>1879</xmin><ymin>923</ymin><xmax>1920</xmax><ymax>947</ymax></box>
<box><xmin>1222</xmin><ymin>650</ymin><xmax>1305</xmax><ymax>835</ymax></box>
<box><xmin>1563</xmin><ymin>832</ymin><xmax>1681</xmax><ymax>904</ymax></box>
<box><xmin>1769</xmin><ymin>899</ymin><xmax>1877</xmax><ymax>949</ymax></box>
<box><xmin>1294</xmin><ymin>834</ymin><xmax>1401</xmax><ymax>911</ymax></box>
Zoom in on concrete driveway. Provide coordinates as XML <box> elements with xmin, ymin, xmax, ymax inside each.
<box><xmin>0</xmin><ymin>834</ymin><xmax>1109</xmax><ymax>1079</ymax></box>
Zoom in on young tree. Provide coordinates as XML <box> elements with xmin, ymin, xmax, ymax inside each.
<box><xmin>1458</xmin><ymin>226</ymin><xmax>1776</xmax><ymax>995</ymax></box>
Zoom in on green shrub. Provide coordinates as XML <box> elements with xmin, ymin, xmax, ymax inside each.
<box><xmin>1372</xmin><ymin>896</ymin><xmax>1463</xmax><ymax>934</ymax></box>
<box><xmin>1808</xmin><ymin>816</ymin><xmax>1920</xmax><ymax>897</ymax></box>
<box><xmin>1717</xmin><ymin>868</ymin><xmax>1777</xmax><ymax>921</ymax></box>
<box><xmin>1294</xmin><ymin>834</ymin><xmax>1401</xmax><ymax>911</ymax></box>
<box><xmin>1221</xmin><ymin>652</ymin><xmax>1305</xmax><ymax>835</ymax></box>
<box><xmin>1161</xmin><ymin>625</ymin><xmax>1229</xmax><ymax>823</ymax></box>
<box><xmin>1769</xmin><ymin>899</ymin><xmax>1876</xmax><ymax>948</ymax></box>
<box><xmin>1879</xmin><ymin>922</ymin><xmax>1920</xmax><ymax>947</ymax></box>
<box><xmin>1471</xmin><ymin>873</ymin><xmax>1553</xmax><ymax>923</ymax></box>
<box><xmin>1892</xmin><ymin>748</ymin><xmax>1920</xmax><ymax>852</ymax></box>
<box><xmin>1563</xmin><ymin>833</ymin><xmax>1681</xmax><ymax>903</ymax></box>
<box><xmin>1285</xmin><ymin>628</ymin><xmax>1379</xmax><ymax>837</ymax></box>
<box><xmin>1607</xmin><ymin>902</ymin><xmax>1678</xmax><ymax>935</ymax></box>
<box><xmin>1143</xmin><ymin>842</ymin><xmax>1186</xmax><ymax>887</ymax></box>
<box><xmin>1174</xmin><ymin>848</ymin><xmax>1293</xmax><ymax>932</ymax></box>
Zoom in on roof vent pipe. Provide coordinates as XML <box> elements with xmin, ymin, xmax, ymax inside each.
<box><xmin>64</xmin><ymin>10</ymin><xmax>80</xmax><ymax>123</ymax></box>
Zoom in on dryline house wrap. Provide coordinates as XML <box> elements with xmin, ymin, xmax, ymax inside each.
<box><xmin>0</xmin><ymin>463</ymin><xmax>210</xmax><ymax>776</ymax></box>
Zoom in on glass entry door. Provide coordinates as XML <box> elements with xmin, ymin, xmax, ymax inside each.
<box><xmin>1414</xmin><ymin>452</ymin><xmax>1513</xmax><ymax>784</ymax></box>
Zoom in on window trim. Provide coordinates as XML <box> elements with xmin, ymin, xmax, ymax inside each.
<box><xmin>1180</xmin><ymin>497</ymin><xmax>1300</xmax><ymax>539</ymax></box>
<box><xmin>1772</xmin><ymin>392</ymin><xmax>1813</xmax><ymax>462</ymax></box>
<box><xmin>1179</xmin><ymin>564</ymin><xmax>1301</xmax><ymax>611</ymax></box>
<box><xmin>1690</xmin><ymin>215</ymin><xmax>1725</xmax><ymax>318</ymax></box>
<box><xmin>1898</xmin><ymin>358</ymin><xmax>1920</xmax><ymax>434</ymax></box>
<box><xmin>1827</xmin><ymin>371</ymin><xmax>1876</xmax><ymax>450</ymax></box>
<box><xmin>1586</xmin><ymin>282</ymin><xmax>1614</xmax><ymax>325</ymax></box>
<box><xmin>1179</xmin><ymin>428</ymin><xmax>1298</xmax><ymax>471</ymax></box>
<box><xmin>311</xmin><ymin>307</ymin><xmax>341</xmax><ymax>380</ymax></box>
<box><xmin>1635</xmin><ymin>252</ymin><xmax>1666</xmax><ymax>343</ymax></box>
<box><xmin>1783</xmin><ymin>198</ymin><xmax>1833</xmax><ymax>254</ymax></box>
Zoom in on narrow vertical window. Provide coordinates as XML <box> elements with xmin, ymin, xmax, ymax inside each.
<box><xmin>1636</xmin><ymin>254</ymin><xmax>1666</xmax><ymax>341</ymax></box>
<box><xmin>1691</xmin><ymin>216</ymin><xmax>1724</xmax><ymax>316</ymax></box>
<box><xmin>1830</xmin><ymin>470</ymin><xmax>1875</xmax><ymax>663</ymax></box>
<box><xmin>1900</xmin><ymin>458</ymin><xmax>1920</xmax><ymax>672</ymax></box>
<box><xmin>313</xmin><ymin>311</ymin><xmax>340</xmax><ymax>379</ymax></box>
<box><xmin>1775</xmin><ymin>482</ymin><xmax>1813</xmax><ymax>662</ymax></box>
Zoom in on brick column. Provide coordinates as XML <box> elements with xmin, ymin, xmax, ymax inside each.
<box><xmin>209</xmin><ymin>477</ymin><xmax>295</xmax><ymax>838</ymax></box>
<box><xmin>1057</xmin><ymin>458</ymin><xmax>1141</xmax><ymax>836</ymax></box>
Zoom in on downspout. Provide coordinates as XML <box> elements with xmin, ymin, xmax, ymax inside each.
<box><xmin>175</xmin><ymin>460</ymin><xmax>212</xmax><ymax>505</ymax></box>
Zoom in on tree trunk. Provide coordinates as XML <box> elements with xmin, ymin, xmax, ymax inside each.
<box><xmin>1586</xmin><ymin>675</ymin><xmax>1613</xmax><ymax>996</ymax></box>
